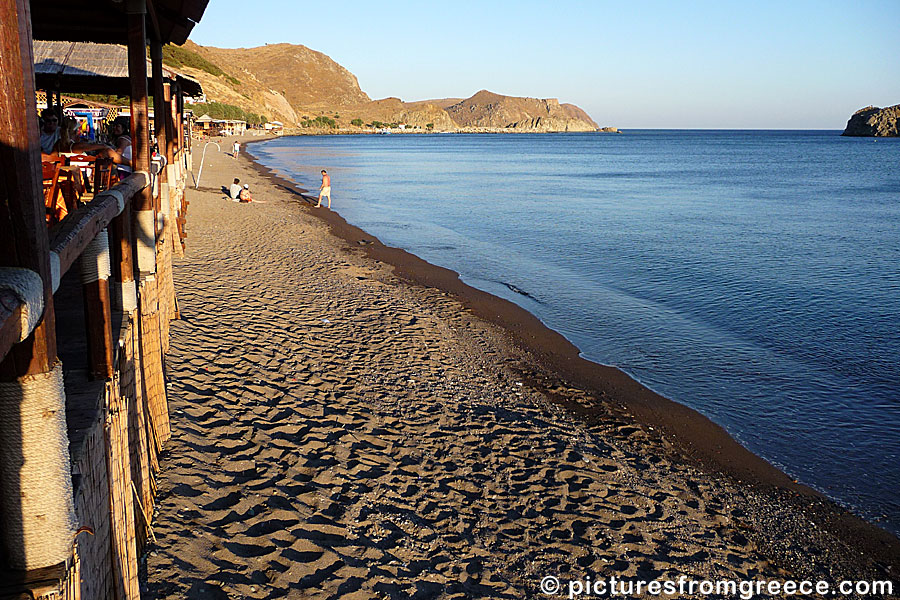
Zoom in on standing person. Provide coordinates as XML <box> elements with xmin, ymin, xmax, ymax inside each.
<box><xmin>316</xmin><ymin>169</ymin><xmax>331</xmax><ymax>208</ymax></box>
<box><xmin>232</xmin><ymin>140</ymin><xmax>240</xmax><ymax>159</ymax></box>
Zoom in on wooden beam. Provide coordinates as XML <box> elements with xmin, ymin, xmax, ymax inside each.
<box><xmin>145</xmin><ymin>0</ymin><xmax>162</xmax><ymax>43</ymax></box>
<box><xmin>0</xmin><ymin>0</ymin><xmax>58</xmax><ymax>376</ymax></box>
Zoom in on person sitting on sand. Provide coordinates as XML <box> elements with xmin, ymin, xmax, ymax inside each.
<box><xmin>229</xmin><ymin>178</ymin><xmax>242</xmax><ymax>199</ymax></box>
<box><xmin>316</xmin><ymin>169</ymin><xmax>331</xmax><ymax>208</ymax></box>
<box><xmin>238</xmin><ymin>183</ymin><xmax>253</xmax><ymax>203</ymax></box>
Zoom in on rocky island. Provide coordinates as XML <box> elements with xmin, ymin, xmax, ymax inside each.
<box><xmin>841</xmin><ymin>104</ymin><xmax>900</xmax><ymax>137</ymax></box>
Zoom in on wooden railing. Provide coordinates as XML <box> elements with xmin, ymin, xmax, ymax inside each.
<box><xmin>0</xmin><ymin>291</ymin><xmax>25</xmax><ymax>361</ymax></box>
<box><xmin>0</xmin><ymin>173</ymin><xmax>149</xmax><ymax>374</ymax></box>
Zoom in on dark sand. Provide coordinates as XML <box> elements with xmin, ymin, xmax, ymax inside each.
<box><xmin>142</xmin><ymin>135</ymin><xmax>899</xmax><ymax>599</ymax></box>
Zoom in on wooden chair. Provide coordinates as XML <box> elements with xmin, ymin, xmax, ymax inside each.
<box><xmin>64</xmin><ymin>154</ymin><xmax>95</xmax><ymax>197</ymax></box>
<box><xmin>92</xmin><ymin>157</ymin><xmax>115</xmax><ymax>193</ymax></box>
<box><xmin>42</xmin><ymin>161</ymin><xmax>64</xmax><ymax>224</ymax></box>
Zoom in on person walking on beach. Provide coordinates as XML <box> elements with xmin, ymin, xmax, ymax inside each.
<box><xmin>316</xmin><ymin>169</ymin><xmax>331</xmax><ymax>208</ymax></box>
<box><xmin>232</xmin><ymin>140</ymin><xmax>240</xmax><ymax>159</ymax></box>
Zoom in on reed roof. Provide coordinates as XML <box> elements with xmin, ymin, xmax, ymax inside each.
<box><xmin>34</xmin><ymin>41</ymin><xmax>203</xmax><ymax>97</ymax></box>
<box><xmin>31</xmin><ymin>0</ymin><xmax>208</xmax><ymax>46</ymax></box>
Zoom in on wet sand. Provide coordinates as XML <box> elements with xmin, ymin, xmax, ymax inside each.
<box><xmin>142</xmin><ymin>135</ymin><xmax>899</xmax><ymax>598</ymax></box>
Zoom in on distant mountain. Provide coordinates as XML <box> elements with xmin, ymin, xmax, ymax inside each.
<box><xmin>171</xmin><ymin>41</ymin><xmax>603</xmax><ymax>132</ymax></box>
<box><xmin>842</xmin><ymin>105</ymin><xmax>900</xmax><ymax>137</ymax></box>
<box><xmin>445</xmin><ymin>90</ymin><xmax>599</xmax><ymax>131</ymax></box>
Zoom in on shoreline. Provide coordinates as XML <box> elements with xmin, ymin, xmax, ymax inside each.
<box><xmin>241</xmin><ymin>134</ymin><xmax>900</xmax><ymax>571</ymax></box>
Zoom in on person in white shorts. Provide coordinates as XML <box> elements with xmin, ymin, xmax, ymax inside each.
<box><xmin>316</xmin><ymin>169</ymin><xmax>331</xmax><ymax>208</ymax></box>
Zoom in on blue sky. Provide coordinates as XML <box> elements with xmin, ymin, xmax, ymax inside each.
<box><xmin>189</xmin><ymin>0</ymin><xmax>900</xmax><ymax>129</ymax></box>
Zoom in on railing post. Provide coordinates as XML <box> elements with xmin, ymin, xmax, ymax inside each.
<box><xmin>80</xmin><ymin>232</ymin><xmax>114</xmax><ymax>379</ymax></box>
<box><xmin>110</xmin><ymin>203</ymin><xmax>137</xmax><ymax>314</ymax></box>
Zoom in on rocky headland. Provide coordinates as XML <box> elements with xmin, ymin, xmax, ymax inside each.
<box><xmin>841</xmin><ymin>104</ymin><xmax>900</xmax><ymax>137</ymax></box>
<box><xmin>169</xmin><ymin>42</ymin><xmax>607</xmax><ymax>133</ymax></box>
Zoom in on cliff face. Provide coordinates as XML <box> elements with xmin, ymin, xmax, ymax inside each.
<box><xmin>841</xmin><ymin>105</ymin><xmax>900</xmax><ymax>137</ymax></box>
<box><xmin>445</xmin><ymin>90</ymin><xmax>599</xmax><ymax>132</ymax></box>
<box><xmin>187</xmin><ymin>41</ymin><xmax>370</xmax><ymax>110</ymax></box>
<box><xmin>178</xmin><ymin>41</ymin><xmax>602</xmax><ymax>132</ymax></box>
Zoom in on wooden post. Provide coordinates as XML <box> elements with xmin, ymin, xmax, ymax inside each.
<box><xmin>150</xmin><ymin>38</ymin><xmax>166</xmax><ymax>218</ymax></box>
<box><xmin>110</xmin><ymin>206</ymin><xmax>136</xmax><ymax>313</ymax></box>
<box><xmin>0</xmin><ymin>0</ymin><xmax>58</xmax><ymax>378</ymax></box>
<box><xmin>127</xmin><ymin>4</ymin><xmax>155</xmax><ymax>276</ymax></box>
<box><xmin>176</xmin><ymin>84</ymin><xmax>185</xmax><ymax>171</ymax></box>
<box><xmin>81</xmin><ymin>238</ymin><xmax>115</xmax><ymax>380</ymax></box>
<box><xmin>163</xmin><ymin>83</ymin><xmax>175</xmax><ymax>166</ymax></box>
<box><xmin>0</xmin><ymin>0</ymin><xmax>76</xmax><ymax>573</ymax></box>
<box><xmin>82</xmin><ymin>276</ymin><xmax>114</xmax><ymax>380</ymax></box>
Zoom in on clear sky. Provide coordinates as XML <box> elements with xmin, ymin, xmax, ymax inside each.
<box><xmin>189</xmin><ymin>0</ymin><xmax>900</xmax><ymax>129</ymax></box>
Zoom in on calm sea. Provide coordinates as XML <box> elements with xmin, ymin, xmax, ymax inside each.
<box><xmin>250</xmin><ymin>131</ymin><xmax>900</xmax><ymax>534</ymax></box>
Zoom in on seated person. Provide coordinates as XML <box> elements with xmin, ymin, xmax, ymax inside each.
<box><xmin>229</xmin><ymin>178</ymin><xmax>242</xmax><ymax>199</ymax></box>
<box><xmin>39</xmin><ymin>108</ymin><xmax>61</xmax><ymax>154</ymax></box>
<box><xmin>110</xmin><ymin>122</ymin><xmax>133</xmax><ymax>178</ymax></box>
<box><xmin>51</xmin><ymin>117</ymin><xmax>108</xmax><ymax>155</ymax></box>
<box><xmin>238</xmin><ymin>184</ymin><xmax>253</xmax><ymax>203</ymax></box>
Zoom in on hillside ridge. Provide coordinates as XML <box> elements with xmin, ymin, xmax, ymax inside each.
<box><xmin>169</xmin><ymin>41</ymin><xmax>603</xmax><ymax>132</ymax></box>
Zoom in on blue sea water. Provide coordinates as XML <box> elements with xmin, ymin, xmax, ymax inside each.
<box><xmin>249</xmin><ymin>131</ymin><xmax>900</xmax><ymax>534</ymax></box>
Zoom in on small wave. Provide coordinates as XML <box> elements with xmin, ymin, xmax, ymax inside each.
<box><xmin>502</xmin><ymin>282</ymin><xmax>543</xmax><ymax>304</ymax></box>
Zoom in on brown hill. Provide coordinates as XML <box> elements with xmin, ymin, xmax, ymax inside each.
<box><xmin>445</xmin><ymin>90</ymin><xmax>599</xmax><ymax>131</ymax></box>
<box><xmin>177</xmin><ymin>41</ymin><xmax>601</xmax><ymax>132</ymax></box>
<box><xmin>188</xmin><ymin>41</ymin><xmax>370</xmax><ymax>110</ymax></box>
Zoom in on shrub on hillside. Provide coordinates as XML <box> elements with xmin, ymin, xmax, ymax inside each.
<box><xmin>163</xmin><ymin>44</ymin><xmax>241</xmax><ymax>87</ymax></box>
<box><xmin>300</xmin><ymin>116</ymin><xmax>337</xmax><ymax>129</ymax></box>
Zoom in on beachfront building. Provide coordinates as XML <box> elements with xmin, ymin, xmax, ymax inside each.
<box><xmin>0</xmin><ymin>0</ymin><xmax>207</xmax><ymax>598</ymax></box>
<box><xmin>264</xmin><ymin>120</ymin><xmax>285</xmax><ymax>135</ymax></box>
<box><xmin>193</xmin><ymin>114</ymin><xmax>247</xmax><ymax>136</ymax></box>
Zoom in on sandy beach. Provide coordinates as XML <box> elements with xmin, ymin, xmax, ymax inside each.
<box><xmin>141</xmin><ymin>135</ymin><xmax>899</xmax><ymax>599</ymax></box>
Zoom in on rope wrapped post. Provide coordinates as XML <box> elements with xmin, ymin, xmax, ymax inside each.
<box><xmin>0</xmin><ymin>364</ymin><xmax>77</xmax><ymax>569</ymax></box>
<box><xmin>80</xmin><ymin>230</ymin><xmax>114</xmax><ymax>379</ymax></box>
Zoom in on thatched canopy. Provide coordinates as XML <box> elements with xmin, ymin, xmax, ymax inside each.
<box><xmin>31</xmin><ymin>0</ymin><xmax>208</xmax><ymax>46</ymax></box>
<box><xmin>34</xmin><ymin>41</ymin><xmax>203</xmax><ymax>97</ymax></box>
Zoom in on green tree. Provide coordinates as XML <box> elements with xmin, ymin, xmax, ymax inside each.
<box><xmin>351</xmin><ymin>118</ymin><xmax>364</xmax><ymax>127</ymax></box>
<box><xmin>426</xmin><ymin>123</ymin><xmax>434</xmax><ymax>130</ymax></box>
